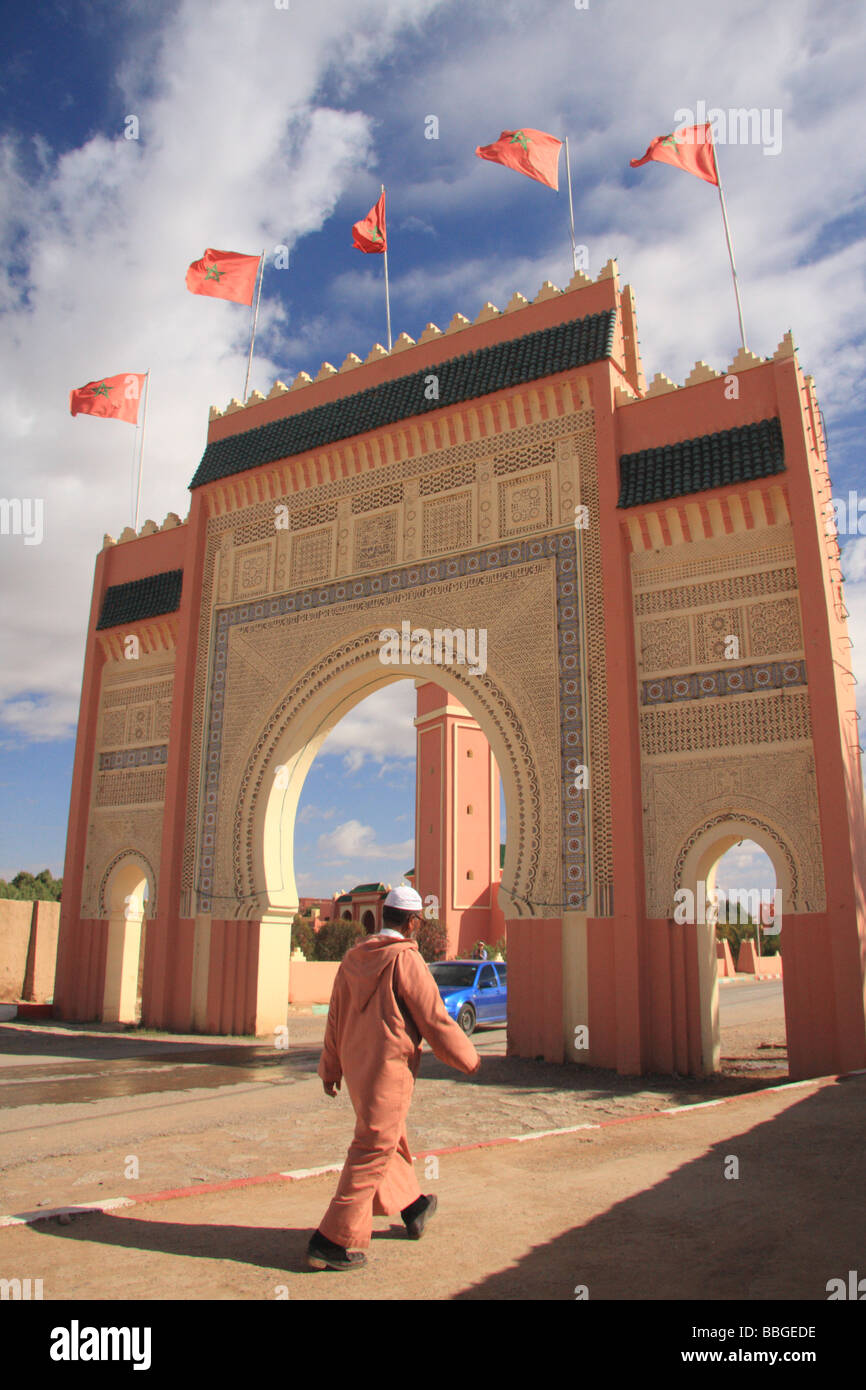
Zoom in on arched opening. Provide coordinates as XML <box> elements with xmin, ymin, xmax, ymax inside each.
<box><xmin>676</xmin><ymin>818</ymin><xmax>792</xmax><ymax>1076</ymax></box>
<box><xmin>287</xmin><ymin>675</ymin><xmax>506</xmax><ymax>957</ymax></box>
<box><xmin>247</xmin><ymin>649</ymin><xmax>528</xmax><ymax>942</ymax></box>
<box><xmin>102</xmin><ymin>857</ymin><xmax>151</xmax><ymax>1025</ymax></box>
<box><xmin>712</xmin><ymin>839</ymin><xmax>784</xmax><ymax>1074</ymax></box>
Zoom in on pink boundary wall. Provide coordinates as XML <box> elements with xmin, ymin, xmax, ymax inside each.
<box><xmin>737</xmin><ymin>941</ymin><xmax>783</xmax><ymax>977</ymax></box>
<box><xmin>289</xmin><ymin>962</ymin><xmax>339</xmax><ymax>1006</ymax></box>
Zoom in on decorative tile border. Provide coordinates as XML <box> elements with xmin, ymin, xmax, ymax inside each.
<box><xmin>98</xmin><ymin>745</ymin><xmax>169</xmax><ymax>771</ymax></box>
<box><xmin>196</xmin><ymin>531</ymin><xmax>586</xmax><ymax>915</ymax></box>
<box><xmin>642</xmin><ymin>659</ymin><xmax>806</xmax><ymax>706</ymax></box>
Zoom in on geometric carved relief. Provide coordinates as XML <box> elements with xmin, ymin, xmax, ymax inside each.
<box><xmin>154</xmin><ymin>700</ymin><xmax>172</xmax><ymax>739</ymax></box>
<box><xmin>94</xmin><ymin>766</ymin><xmax>167</xmax><ymax>807</ymax></box>
<box><xmin>640</xmin><ymin>689</ymin><xmax>812</xmax><ymax>756</ymax></box>
<box><xmin>423</xmin><ymin>492</ymin><xmax>472</xmax><ymax>556</ymax></box>
<box><xmin>634</xmin><ymin>565</ymin><xmax>798</xmax><ymax>615</ymax></box>
<box><xmin>694</xmin><ymin>607</ymin><xmax>744</xmax><ymax>665</ymax></box>
<box><xmin>572</xmin><ymin>414</ymin><xmax>612</xmax><ymax>912</ymax></box>
<box><xmin>354</xmin><ymin>511</ymin><xmax>398</xmax><ymax>571</ymax></box>
<box><xmin>639</xmin><ymin>616</ymin><xmax>691</xmax><ymax>673</ymax></box>
<box><xmin>233</xmin><ymin>542</ymin><xmax>271</xmax><ymax>599</ymax></box>
<box><xmin>641</xmin><ymin>750</ymin><xmax>826</xmax><ymax>915</ymax></box>
<box><xmin>747</xmin><ymin>597</ymin><xmax>803</xmax><ymax>657</ymax></box>
<box><xmin>631</xmin><ymin>527</ymin><xmax>795</xmax><ymax>588</ymax></box>
<box><xmin>128</xmin><ymin>704</ymin><xmax>153</xmax><ymax>743</ymax></box>
<box><xmin>498</xmin><ymin>471</ymin><xmax>552</xmax><ymax>536</ymax></box>
<box><xmin>290</xmin><ymin>526</ymin><xmax>333</xmax><ymax>586</ymax></box>
<box><xmin>101</xmin><ymin>708</ymin><xmax>127</xmax><ymax>744</ymax></box>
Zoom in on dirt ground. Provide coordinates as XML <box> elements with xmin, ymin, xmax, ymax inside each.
<box><xmin>2</xmin><ymin>1072</ymin><xmax>863</xmax><ymax>1302</ymax></box>
<box><xmin>0</xmin><ymin>999</ymin><xmax>786</xmax><ymax>1216</ymax></box>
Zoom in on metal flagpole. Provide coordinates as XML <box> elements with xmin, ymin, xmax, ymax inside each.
<box><xmin>133</xmin><ymin>370</ymin><xmax>150</xmax><ymax>533</ymax></box>
<box><xmin>243</xmin><ymin>250</ymin><xmax>266</xmax><ymax>401</ymax></box>
<box><xmin>381</xmin><ymin>183</ymin><xmax>392</xmax><ymax>351</ymax></box>
<box><xmin>711</xmin><ymin>142</ymin><xmax>747</xmax><ymax>352</ymax></box>
<box><xmin>564</xmin><ymin>136</ymin><xmax>579</xmax><ymax>274</ymax></box>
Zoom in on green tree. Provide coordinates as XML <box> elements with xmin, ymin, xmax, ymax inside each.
<box><xmin>0</xmin><ymin>869</ymin><xmax>62</xmax><ymax>901</ymax></box>
<box><xmin>290</xmin><ymin>913</ymin><xmax>316</xmax><ymax>960</ymax></box>
<box><xmin>314</xmin><ymin>916</ymin><xmax>362</xmax><ymax>961</ymax></box>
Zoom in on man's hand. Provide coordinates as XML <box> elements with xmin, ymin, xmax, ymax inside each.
<box><xmin>322</xmin><ymin>1078</ymin><xmax>341</xmax><ymax>1097</ymax></box>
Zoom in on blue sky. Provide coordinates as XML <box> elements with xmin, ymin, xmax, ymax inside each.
<box><xmin>1</xmin><ymin>0</ymin><xmax>864</xmax><ymax>901</ymax></box>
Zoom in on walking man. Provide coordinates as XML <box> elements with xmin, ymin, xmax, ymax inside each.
<box><xmin>307</xmin><ymin>886</ymin><xmax>480</xmax><ymax>1270</ymax></box>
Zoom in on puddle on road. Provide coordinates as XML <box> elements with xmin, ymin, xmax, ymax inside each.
<box><xmin>0</xmin><ymin>1046</ymin><xmax>322</xmax><ymax>1109</ymax></box>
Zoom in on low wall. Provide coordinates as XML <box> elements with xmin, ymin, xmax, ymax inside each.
<box><xmin>737</xmin><ymin>940</ymin><xmax>783</xmax><ymax>976</ymax></box>
<box><xmin>0</xmin><ymin>899</ymin><xmax>60</xmax><ymax>1003</ymax></box>
<box><xmin>716</xmin><ymin>939</ymin><xmax>736</xmax><ymax>978</ymax></box>
<box><xmin>289</xmin><ymin>960</ymin><xmax>340</xmax><ymax>1005</ymax></box>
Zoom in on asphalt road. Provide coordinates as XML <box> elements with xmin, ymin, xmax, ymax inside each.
<box><xmin>0</xmin><ymin>981</ymin><xmax>787</xmax><ymax>1217</ymax></box>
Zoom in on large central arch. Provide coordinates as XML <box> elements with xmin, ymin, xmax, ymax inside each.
<box><xmin>234</xmin><ymin>631</ymin><xmax>544</xmax><ymax>923</ymax></box>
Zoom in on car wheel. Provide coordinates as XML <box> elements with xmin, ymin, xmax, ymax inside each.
<box><xmin>457</xmin><ymin>1004</ymin><xmax>476</xmax><ymax>1036</ymax></box>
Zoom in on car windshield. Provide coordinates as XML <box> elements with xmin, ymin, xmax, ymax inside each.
<box><xmin>429</xmin><ymin>964</ymin><xmax>477</xmax><ymax>989</ymax></box>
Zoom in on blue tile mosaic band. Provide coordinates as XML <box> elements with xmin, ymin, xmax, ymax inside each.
<box><xmin>641</xmin><ymin>659</ymin><xmax>807</xmax><ymax>705</ymax></box>
<box><xmin>196</xmin><ymin>531</ymin><xmax>586</xmax><ymax>914</ymax></box>
<box><xmin>99</xmin><ymin>744</ymin><xmax>169</xmax><ymax>771</ymax></box>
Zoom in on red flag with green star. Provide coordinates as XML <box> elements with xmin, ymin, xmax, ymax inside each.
<box><xmin>474</xmin><ymin>128</ymin><xmax>562</xmax><ymax>190</ymax></box>
<box><xmin>352</xmin><ymin>192</ymin><xmax>387</xmax><ymax>253</ymax></box>
<box><xmin>69</xmin><ymin>372</ymin><xmax>146</xmax><ymax>423</ymax></box>
<box><xmin>630</xmin><ymin>123</ymin><xmax>718</xmax><ymax>185</ymax></box>
<box><xmin>185</xmin><ymin>247</ymin><xmax>261</xmax><ymax>304</ymax></box>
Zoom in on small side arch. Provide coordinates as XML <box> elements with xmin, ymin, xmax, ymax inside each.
<box><xmin>672</xmin><ymin>813</ymin><xmax>795</xmax><ymax>1075</ymax></box>
<box><xmin>100</xmin><ymin>851</ymin><xmax>153</xmax><ymax>1024</ymax></box>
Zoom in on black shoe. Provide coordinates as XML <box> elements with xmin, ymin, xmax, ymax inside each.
<box><xmin>402</xmin><ymin>1193</ymin><xmax>438</xmax><ymax>1240</ymax></box>
<box><xmin>307</xmin><ymin>1229</ymin><xmax>366</xmax><ymax>1270</ymax></box>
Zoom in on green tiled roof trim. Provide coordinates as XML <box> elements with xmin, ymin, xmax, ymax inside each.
<box><xmin>96</xmin><ymin>569</ymin><xmax>183</xmax><ymax>630</ymax></box>
<box><xmin>617</xmin><ymin>417</ymin><xmax>785</xmax><ymax>508</ymax></box>
<box><xmin>190</xmin><ymin>310</ymin><xmax>617</xmax><ymax>489</ymax></box>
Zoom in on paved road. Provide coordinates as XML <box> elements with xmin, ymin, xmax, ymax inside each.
<box><xmin>0</xmin><ymin>983</ymin><xmax>787</xmax><ymax>1218</ymax></box>
<box><xmin>2</xmin><ymin>1072</ymin><xmax>863</xmax><ymax>1303</ymax></box>
<box><xmin>720</xmin><ymin>979</ymin><xmax>783</xmax><ymax>1025</ymax></box>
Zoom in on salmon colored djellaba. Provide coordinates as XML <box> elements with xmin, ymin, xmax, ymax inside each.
<box><xmin>309</xmin><ymin>892</ymin><xmax>480</xmax><ymax>1269</ymax></box>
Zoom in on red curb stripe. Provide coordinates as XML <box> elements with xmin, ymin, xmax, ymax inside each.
<box><xmin>5</xmin><ymin>1068</ymin><xmax>863</xmax><ymax>1228</ymax></box>
<box><xmin>131</xmin><ymin>1172</ymin><xmax>288</xmax><ymax>1206</ymax></box>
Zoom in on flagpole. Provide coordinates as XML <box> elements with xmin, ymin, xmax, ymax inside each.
<box><xmin>564</xmin><ymin>136</ymin><xmax>579</xmax><ymax>274</ymax></box>
<box><xmin>133</xmin><ymin>370</ymin><xmax>150</xmax><ymax>533</ymax></box>
<box><xmin>711</xmin><ymin>143</ymin><xmax>747</xmax><ymax>352</ymax></box>
<box><xmin>381</xmin><ymin>183</ymin><xmax>392</xmax><ymax>351</ymax></box>
<box><xmin>243</xmin><ymin>250</ymin><xmax>266</xmax><ymax>401</ymax></box>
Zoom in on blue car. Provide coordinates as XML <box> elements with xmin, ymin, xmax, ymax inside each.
<box><xmin>429</xmin><ymin>959</ymin><xmax>507</xmax><ymax>1036</ymax></box>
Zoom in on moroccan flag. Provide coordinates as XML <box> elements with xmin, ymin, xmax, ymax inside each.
<box><xmin>185</xmin><ymin>248</ymin><xmax>261</xmax><ymax>305</ymax></box>
<box><xmin>352</xmin><ymin>192</ymin><xmax>387</xmax><ymax>253</ymax></box>
<box><xmin>474</xmin><ymin>128</ymin><xmax>562</xmax><ymax>191</ymax></box>
<box><xmin>630</xmin><ymin>123</ymin><xmax>718</xmax><ymax>186</ymax></box>
<box><xmin>69</xmin><ymin>373</ymin><xmax>146</xmax><ymax>424</ymax></box>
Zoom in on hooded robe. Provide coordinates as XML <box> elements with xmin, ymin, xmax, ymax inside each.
<box><xmin>316</xmin><ymin>934</ymin><xmax>480</xmax><ymax>1249</ymax></box>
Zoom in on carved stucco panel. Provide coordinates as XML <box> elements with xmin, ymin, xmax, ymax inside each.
<box><xmin>641</xmin><ymin>750</ymin><xmax>825</xmax><ymax>916</ymax></box>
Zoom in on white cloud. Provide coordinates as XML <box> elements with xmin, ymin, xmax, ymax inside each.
<box><xmin>313</xmin><ymin>682</ymin><xmax>417</xmax><ymax>771</ymax></box>
<box><xmin>3</xmin><ymin>0</ymin><xmax>866</xmax><ymax>760</ymax></box>
<box><xmin>315</xmin><ymin>818</ymin><xmax>414</xmax><ymax>863</ymax></box>
<box><xmin>0</xmin><ymin>0</ymin><xmax>444</xmax><ymax>740</ymax></box>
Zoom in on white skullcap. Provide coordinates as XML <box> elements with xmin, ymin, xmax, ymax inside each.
<box><xmin>384</xmin><ymin>885</ymin><xmax>423</xmax><ymax>911</ymax></box>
